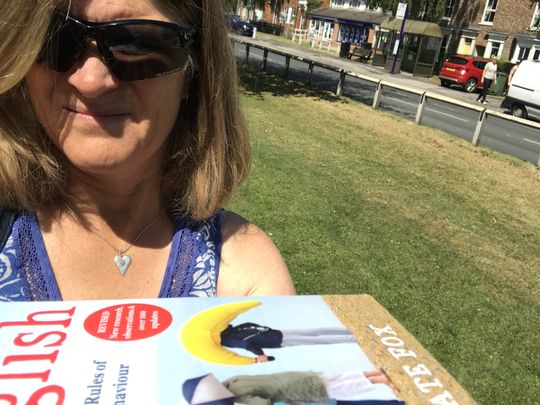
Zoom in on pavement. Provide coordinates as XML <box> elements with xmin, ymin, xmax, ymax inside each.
<box><xmin>233</xmin><ymin>33</ymin><xmax>506</xmax><ymax>113</ymax></box>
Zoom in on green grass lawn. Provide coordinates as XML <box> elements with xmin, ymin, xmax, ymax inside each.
<box><xmin>229</xmin><ymin>67</ymin><xmax>540</xmax><ymax>404</ymax></box>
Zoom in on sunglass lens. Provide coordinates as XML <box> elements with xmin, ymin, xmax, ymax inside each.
<box><xmin>38</xmin><ymin>18</ymin><xmax>84</xmax><ymax>73</ymax></box>
<box><xmin>102</xmin><ymin>24</ymin><xmax>190</xmax><ymax>80</ymax></box>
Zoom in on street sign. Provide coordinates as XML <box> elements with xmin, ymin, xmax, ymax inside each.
<box><xmin>396</xmin><ymin>2</ymin><xmax>408</xmax><ymax>19</ymax></box>
<box><xmin>391</xmin><ymin>2</ymin><xmax>408</xmax><ymax>74</ymax></box>
<box><xmin>392</xmin><ymin>39</ymin><xmax>400</xmax><ymax>56</ymax></box>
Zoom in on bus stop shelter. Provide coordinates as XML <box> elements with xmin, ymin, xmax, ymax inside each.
<box><xmin>372</xmin><ymin>17</ymin><xmax>443</xmax><ymax>77</ymax></box>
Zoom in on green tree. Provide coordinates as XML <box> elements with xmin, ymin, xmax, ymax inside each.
<box><xmin>365</xmin><ymin>0</ymin><xmax>446</xmax><ymax>22</ymax></box>
<box><xmin>307</xmin><ymin>0</ymin><xmax>323</xmax><ymax>13</ymax></box>
<box><xmin>532</xmin><ymin>0</ymin><xmax>540</xmax><ymax>35</ymax></box>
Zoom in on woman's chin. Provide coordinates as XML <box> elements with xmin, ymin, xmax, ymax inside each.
<box><xmin>67</xmin><ymin>155</ymin><xmax>132</xmax><ymax>176</ymax></box>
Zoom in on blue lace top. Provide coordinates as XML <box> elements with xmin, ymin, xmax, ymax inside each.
<box><xmin>0</xmin><ymin>211</ymin><xmax>223</xmax><ymax>301</ymax></box>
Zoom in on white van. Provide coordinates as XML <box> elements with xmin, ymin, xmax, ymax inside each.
<box><xmin>501</xmin><ymin>60</ymin><xmax>540</xmax><ymax>121</ymax></box>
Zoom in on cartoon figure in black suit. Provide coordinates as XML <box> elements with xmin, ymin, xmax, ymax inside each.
<box><xmin>220</xmin><ymin>322</ymin><xmax>356</xmax><ymax>363</ymax></box>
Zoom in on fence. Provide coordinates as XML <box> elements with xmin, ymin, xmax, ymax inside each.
<box><xmin>233</xmin><ymin>38</ymin><xmax>540</xmax><ymax>167</ymax></box>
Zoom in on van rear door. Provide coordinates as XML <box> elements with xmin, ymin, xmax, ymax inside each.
<box><xmin>507</xmin><ymin>61</ymin><xmax>540</xmax><ymax>119</ymax></box>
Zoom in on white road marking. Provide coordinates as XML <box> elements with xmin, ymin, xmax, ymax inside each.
<box><xmin>523</xmin><ymin>138</ymin><xmax>540</xmax><ymax>146</ymax></box>
<box><xmin>383</xmin><ymin>96</ymin><xmax>417</xmax><ymax>107</ymax></box>
<box><xmin>425</xmin><ymin>108</ymin><xmax>469</xmax><ymax>122</ymax></box>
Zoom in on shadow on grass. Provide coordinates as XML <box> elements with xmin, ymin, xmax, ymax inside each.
<box><xmin>238</xmin><ymin>62</ymin><xmax>347</xmax><ymax>104</ymax></box>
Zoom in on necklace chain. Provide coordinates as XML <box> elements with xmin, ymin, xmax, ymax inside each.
<box><xmin>63</xmin><ymin>202</ymin><xmax>161</xmax><ymax>275</ymax></box>
<box><xmin>90</xmin><ymin>212</ymin><xmax>161</xmax><ymax>256</ymax></box>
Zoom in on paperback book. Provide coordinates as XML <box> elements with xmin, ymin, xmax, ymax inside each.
<box><xmin>0</xmin><ymin>295</ymin><xmax>405</xmax><ymax>404</ymax></box>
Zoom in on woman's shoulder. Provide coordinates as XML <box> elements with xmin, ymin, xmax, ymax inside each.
<box><xmin>216</xmin><ymin>211</ymin><xmax>295</xmax><ymax>296</ymax></box>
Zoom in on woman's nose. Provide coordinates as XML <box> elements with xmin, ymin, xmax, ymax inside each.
<box><xmin>67</xmin><ymin>54</ymin><xmax>120</xmax><ymax>98</ymax></box>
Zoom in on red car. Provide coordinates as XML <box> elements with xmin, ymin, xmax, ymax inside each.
<box><xmin>439</xmin><ymin>55</ymin><xmax>489</xmax><ymax>93</ymax></box>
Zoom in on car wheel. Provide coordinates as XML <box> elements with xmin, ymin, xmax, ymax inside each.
<box><xmin>464</xmin><ymin>78</ymin><xmax>477</xmax><ymax>93</ymax></box>
<box><xmin>440</xmin><ymin>80</ymin><xmax>450</xmax><ymax>87</ymax></box>
<box><xmin>511</xmin><ymin>104</ymin><xmax>527</xmax><ymax>119</ymax></box>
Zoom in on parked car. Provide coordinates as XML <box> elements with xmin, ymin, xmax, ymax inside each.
<box><xmin>501</xmin><ymin>60</ymin><xmax>540</xmax><ymax>121</ymax></box>
<box><xmin>225</xmin><ymin>13</ymin><xmax>254</xmax><ymax>37</ymax></box>
<box><xmin>439</xmin><ymin>55</ymin><xmax>489</xmax><ymax>93</ymax></box>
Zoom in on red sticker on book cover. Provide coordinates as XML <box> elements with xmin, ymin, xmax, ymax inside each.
<box><xmin>84</xmin><ymin>303</ymin><xmax>172</xmax><ymax>341</ymax></box>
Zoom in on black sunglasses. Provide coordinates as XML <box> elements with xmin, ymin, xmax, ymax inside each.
<box><xmin>37</xmin><ymin>13</ymin><xmax>198</xmax><ymax>81</ymax></box>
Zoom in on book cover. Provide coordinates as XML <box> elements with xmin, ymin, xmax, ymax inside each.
<box><xmin>0</xmin><ymin>295</ymin><xmax>404</xmax><ymax>404</ymax></box>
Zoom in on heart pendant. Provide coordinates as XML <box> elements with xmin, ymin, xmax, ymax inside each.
<box><xmin>114</xmin><ymin>255</ymin><xmax>132</xmax><ymax>276</ymax></box>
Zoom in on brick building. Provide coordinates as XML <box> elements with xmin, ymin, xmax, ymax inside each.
<box><xmin>440</xmin><ymin>0</ymin><xmax>540</xmax><ymax>62</ymax></box>
<box><xmin>307</xmin><ymin>0</ymin><xmax>385</xmax><ymax>47</ymax></box>
<box><xmin>237</xmin><ymin>1</ymin><xmax>308</xmax><ymax>30</ymax></box>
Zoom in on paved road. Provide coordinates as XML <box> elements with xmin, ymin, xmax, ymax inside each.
<box><xmin>233</xmin><ymin>37</ymin><xmax>540</xmax><ymax>166</ymax></box>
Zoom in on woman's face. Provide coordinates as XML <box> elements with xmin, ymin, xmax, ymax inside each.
<box><xmin>25</xmin><ymin>0</ymin><xmax>187</xmax><ymax>180</ymax></box>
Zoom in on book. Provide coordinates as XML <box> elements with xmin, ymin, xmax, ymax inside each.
<box><xmin>0</xmin><ymin>295</ymin><xmax>405</xmax><ymax>404</ymax></box>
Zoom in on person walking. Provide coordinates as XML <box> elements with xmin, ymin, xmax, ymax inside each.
<box><xmin>503</xmin><ymin>60</ymin><xmax>521</xmax><ymax>96</ymax></box>
<box><xmin>477</xmin><ymin>54</ymin><xmax>498</xmax><ymax>104</ymax></box>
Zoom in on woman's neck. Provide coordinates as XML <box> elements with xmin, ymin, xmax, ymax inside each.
<box><xmin>64</xmin><ymin>162</ymin><xmax>166</xmax><ymax>224</ymax></box>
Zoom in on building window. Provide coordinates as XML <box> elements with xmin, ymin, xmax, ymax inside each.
<box><xmin>339</xmin><ymin>25</ymin><xmax>368</xmax><ymax>45</ymax></box>
<box><xmin>484</xmin><ymin>40</ymin><xmax>503</xmax><ymax>58</ymax></box>
<box><xmin>458</xmin><ymin>36</ymin><xmax>476</xmax><ymax>55</ymax></box>
<box><xmin>481</xmin><ymin>0</ymin><xmax>498</xmax><ymax>24</ymax></box>
<box><xmin>531</xmin><ymin>4</ymin><xmax>540</xmax><ymax>30</ymax></box>
<box><xmin>442</xmin><ymin>0</ymin><xmax>455</xmax><ymax>19</ymax></box>
<box><xmin>533</xmin><ymin>48</ymin><xmax>540</xmax><ymax>60</ymax></box>
<box><xmin>310</xmin><ymin>20</ymin><xmax>334</xmax><ymax>40</ymax></box>
<box><xmin>331</xmin><ymin>0</ymin><xmax>347</xmax><ymax>7</ymax></box>
<box><xmin>490</xmin><ymin>41</ymin><xmax>503</xmax><ymax>57</ymax></box>
<box><xmin>518</xmin><ymin>46</ymin><xmax>531</xmax><ymax>60</ymax></box>
<box><xmin>349</xmin><ymin>0</ymin><xmax>365</xmax><ymax>8</ymax></box>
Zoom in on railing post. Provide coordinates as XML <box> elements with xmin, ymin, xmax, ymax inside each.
<box><xmin>245</xmin><ymin>44</ymin><xmax>250</xmax><ymax>64</ymax></box>
<box><xmin>284</xmin><ymin>56</ymin><xmax>291</xmax><ymax>79</ymax></box>
<box><xmin>336</xmin><ymin>69</ymin><xmax>346</xmax><ymax>96</ymax></box>
<box><xmin>262</xmin><ymin>49</ymin><xmax>268</xmax><ymax>70</ymax></box>
<box><xmin>472</xmin><ymin>109</ymin><xmax>487</xmax><ymax>146</ymax></box>
<box><xmin>415</xmin><ymin>92</ymin><xmax>427</xmax><ymax>125</ymax></box>
<box><xmin>307</xmin><ymin>62</ymin><xmax>314</xmax><ymax>86</ymax></box>
<box><xmin>372</xmin><ymin>81</ymin><xmax>383</xmax><ymax>109</ymax></box>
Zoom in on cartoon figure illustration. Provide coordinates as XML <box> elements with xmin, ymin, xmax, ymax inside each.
<box><xmin>181</xmin><ymin>301</ymin><xmax>356</xmax><ymax>365</ymax></box>
<box><xmin>181</xmin><ymin>300</ymin><xmax>263</xmax><ymax>365</ymax></box>
<box><xmin>220</xmin><ymin>323</ymin><xmax>356</xmax><ymax>363</ymax></box>
<box><xmin>182</xmin><ymin>370</ymin><xmax>402</xmax><ymax>405</ymax></box>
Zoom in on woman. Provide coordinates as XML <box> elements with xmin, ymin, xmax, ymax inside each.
<box><xmin>0</xmin><ymin>0</ymin><xmax>295</xmax><ymax>301</ymax></box>
<box><xmin>476</xmin><ymin>54</ymin><xmax>498</xmax><ymax>105</ymax></box>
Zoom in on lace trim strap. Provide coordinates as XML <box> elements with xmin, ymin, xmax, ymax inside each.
<box><xmin>159</xmin><ymin>212</ymin><xmax>223</xmax><ymax>298</ymax></box>
<box><xmin>16</xmin><ymin>212</ymin><xmax>61</xmax><ymax>301</ymax></box>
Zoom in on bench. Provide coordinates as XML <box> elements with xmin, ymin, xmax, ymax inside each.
<box><xmin>348</xmin><ymin>46</ymin><xmax>372</xmax><ymax>63</ymax></box>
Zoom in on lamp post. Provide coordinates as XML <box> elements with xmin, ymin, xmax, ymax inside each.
<box><xmin>390</xmin><ymin>2</ymin><xmax>408</xmax><ymax>74</ymax></box>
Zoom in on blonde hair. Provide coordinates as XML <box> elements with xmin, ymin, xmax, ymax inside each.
<box><xmin>0</xmin><ymin>0</ymin><xmax>250</xmax><ymax>221</ymax></box>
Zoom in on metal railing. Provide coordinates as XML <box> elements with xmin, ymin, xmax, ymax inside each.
<box><xmin>233</xmin><ymin>38</ymin><xmax>540</xmax><ymax>167</ymax></box>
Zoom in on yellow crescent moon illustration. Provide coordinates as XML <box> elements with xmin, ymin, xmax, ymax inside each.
<box><xmin>180</xmin><ymin>300</ymin><xmax>261</xmax><ymax>365</ymax></box>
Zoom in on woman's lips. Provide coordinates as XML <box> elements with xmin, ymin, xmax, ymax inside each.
<box><xmin>65</xmin><ymin>107</ymin><xmax>130</xmax><ymax>121</ymax></box>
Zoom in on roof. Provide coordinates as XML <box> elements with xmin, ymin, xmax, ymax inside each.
<box><xmin>380</xmin><ymin>17</ymin><xmax>443</xmax><ymax>38</ymax></box>
<box><xmin>515</xmin><ymin>35</ymin><xmax>540</xmax><ymax>48</ymax></box>
<box><xmin>308</xmin><ymin>7</ymin><xmax>386</xmax><ymax>26</ymax></box>
<box><xmin>486</xmin><ymin>31</ymin><xmax>509</xmax><ymax>41</ymax></box>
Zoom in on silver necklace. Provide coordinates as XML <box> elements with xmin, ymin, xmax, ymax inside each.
<box><xmin>64</xmin><ymin>204</ymin><xmax>161</xmax><ymax>276</ymax></box>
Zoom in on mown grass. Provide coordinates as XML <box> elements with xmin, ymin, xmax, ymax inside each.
<box><xmin>228</xmin><ymin>66</ymin><xmax>540</xmax><ymax>404</ymax></box>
